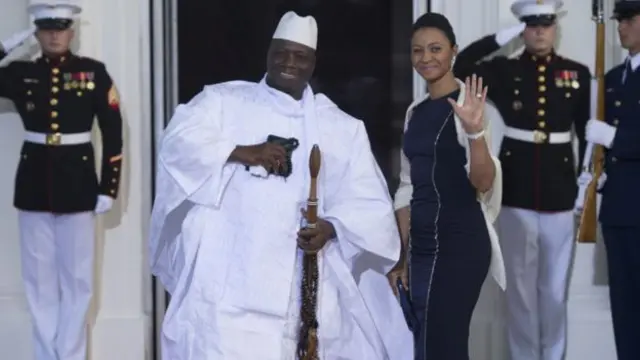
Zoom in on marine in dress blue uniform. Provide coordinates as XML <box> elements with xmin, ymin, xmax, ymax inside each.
<box><xmin>583</xmin><ymin>1</ymin><xmax>640</xmax><ymax>359</ymax></box>
<box><xmin>453</xmin><ymin>1</ymin><xmax>590</xmax><ymax>359</ymax></box>
<box><xmin>0</xmin><ymin>2</ymin><xmax>122</xmax><ymax>359</ymax></box>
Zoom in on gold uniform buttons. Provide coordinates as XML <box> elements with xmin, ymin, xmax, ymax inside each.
<box><xmin>50</xmin><ymin>123</ymin><xmax>59</xmax><ymax>131</ymax></box>
<box><xmin>538</xmin><ymin>75</ymin><xmax>545</xmax><ymax>82</ymax></box>
<box><xmin>52</xmin><ymin>77</ymin><xmax>59</xmax><ymax>83</ymax></box>
<box><xmin>51</xmin><ymin>111</ymin><xmax>58</xmax><ymax>118</ymax></box>
<box><xmin>539</xmin><ymin>85</ymin><xmax>546</xmax><ymax>92</ymax></box>
<box><xmin>538</xmin><ymin>109</ymin><xmax>545</xmax><ymax>116</ymax></box>
<box><xmin>538</xmin><ymin>97</ymin><xmax>546</xmax><ymax>104</ymax></box>
<box><xmin>50</xmin><ymin>98</ymin><xmax>58</xmax><ymax>106</ymax></box>
<box><xmin>613</xmin><ymin>119</ymin><xmax>619</xmax><ymax>125</ymax></box>
<box><xmin>615</xmin><ymin>101</ymin><xmax>621</xmax><ymax>106</ymax></box>
<box><xmin>52</xmin><ymin>68</ymin><xmax>60</xmax><ymax>74</ymax></box>
<box><xmin>538</xmin><ymin>65</ymin><xmax>546</xmax><ymax>72</ymax></box>
<box><xmin>52</xmin><ymin>86</ymin><xmax>59</xmax><ymax>93</ymax></box>
<box><xmin>538</xmin><ymin>121</ymin><xmax>546</xmax><ymax>128</ymax></box>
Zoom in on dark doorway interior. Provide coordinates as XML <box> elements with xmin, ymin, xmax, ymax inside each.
<box><xmin>176</xmin><ymin>0</ymin><xmax>414</xmax><ymax>189</ymax></box>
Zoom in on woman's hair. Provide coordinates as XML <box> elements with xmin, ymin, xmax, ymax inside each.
<box><xmin>412</xmin><ymin>12</ymin><xmax>457</xmax><ymax>46</ymax></box>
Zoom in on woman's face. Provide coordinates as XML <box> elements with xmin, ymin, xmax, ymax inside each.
<box><xmin>411</xmin><ymin>27</ymin><xmax>457</xmax><ymax>82</ymax></box>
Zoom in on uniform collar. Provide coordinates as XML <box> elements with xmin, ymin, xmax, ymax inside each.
<box><xmin>38</xmin><ymin>51</ymin><xmax>74</xmax><ymax>66</ymax></box>
<box><xmin>627</xmin><ymin>52</ymin><xmax>640</xmax><ymax>72</ymax></box>
<box><xmin>520</xmin><ymin>49</ymin><xmax>557</xmax><ymax>64</ymax></box>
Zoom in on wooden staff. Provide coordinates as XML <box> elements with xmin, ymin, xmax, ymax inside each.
<box><xmin>297</xmin><ymin>144</ymin><xmax>321</xmax><ymax>360</ymax></box>
<box><xmin>576</xmin><ymin>0</ymin><xmax>605</xmax><ymax>243</ymax></box>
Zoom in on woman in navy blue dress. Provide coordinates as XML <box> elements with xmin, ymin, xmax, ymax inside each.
<box><xmin>388</xmin><ymin>13</ymin><xmax>498</xmax><ymax>360</ymax></box>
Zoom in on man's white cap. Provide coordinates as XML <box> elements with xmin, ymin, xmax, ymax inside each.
<box><xmin>511</xmin><ymin>0</ymin><xmax>563</xmax><ymax>18</ymax></box>
<box><xmin>272</xmin><ymin>11</ymin><xmax>318</xmax><ymax>50</ymax></box>
<box><xmin>28</xmin><ymin>0</ymin><xmax>82</xmax><ymax>21</ymax></box>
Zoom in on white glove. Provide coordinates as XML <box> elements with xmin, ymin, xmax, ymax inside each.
<box><xmin>495</xmin><ymin>22</ymin><xmax>526</xmax><ymax>46</ymax></box>
<box><xmin>576</xmin><ymin>171</ymin><xmax>607</xmax><ymax>190</ymax></box>
<box><xmin>94</xmin><ymin>195</ymin><xmax>114</xmax><ymax>214</ymax></box>
<box><xmin>585</xmin><ymin>119</ymin><xmax>616</xmax><ymax>148</ymax></box>
<box><xmin>574</xmin><ymin>171</ymin><xmax>607</xmax><ymax>213</ymax></box>
<box><xmin>1</xmin><ymin>27</ymin><xmax>36</xmax><ymax>53</ymax></box>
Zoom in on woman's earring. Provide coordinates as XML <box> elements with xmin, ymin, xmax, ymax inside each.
<box><xmin>451</xmin><ymin>56</ymin><xmax>456</xmax><ymax>67</ymax></box>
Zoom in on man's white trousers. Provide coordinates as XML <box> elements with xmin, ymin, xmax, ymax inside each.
<box><xmin>18</xmin><ymin>210</ymin><xmax>95</xmax><ymax>360</ymax></box>
<box><xmin>498</xmin><ymin>206</ymin><xmax>574</xmax><ymax>360</ymax></box>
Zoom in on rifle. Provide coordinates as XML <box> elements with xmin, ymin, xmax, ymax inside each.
<box><xmin>576</xmin><ymin>0</ymin><xmax>606</xmax><ymax>243</ymax></box>
<box><xmin>297</xmin><ymin>144</ymin><xmax>321</xmax><ymax>360</ymax></box>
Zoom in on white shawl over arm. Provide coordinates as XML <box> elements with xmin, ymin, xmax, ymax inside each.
<box><xmin>149</xmin><ymin>86</ymin><xmax>239</xmax><ymax>294</ymax></box>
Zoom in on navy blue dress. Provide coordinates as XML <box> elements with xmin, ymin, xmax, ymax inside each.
<box><xmin>403</xmin><ymin>89</ymin><xmax>491</xmax><ymax>360</ymax></box>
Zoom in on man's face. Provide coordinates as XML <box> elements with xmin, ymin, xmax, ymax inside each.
<box><xmin>618</xmin><ymin>14</ymin><xmax>640</xmax><ymax>53</ymax></box>
<box><xmin>266</xmin><ymin>39</ymin><xmax>316</xmax><ymax>98</ymax></box>
<box><xmin>522</xmin><ymin>23</ymin><xmax>556</xmax><ymax>54</ymax></box>
<box><xmin>35</xmin><ymin>28</ymin><xmax>74</xmax><ymax>56</ymax></box>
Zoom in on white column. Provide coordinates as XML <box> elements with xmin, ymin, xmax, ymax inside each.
<box><xmin>76</xmin><ymin>0</ymin><xmax>153</xmax><ymax>359</ymax></box>
<box><xmin>0</xmin><ymin>1</ymin><xmax>33</xmax><ymax>358</ymax></box>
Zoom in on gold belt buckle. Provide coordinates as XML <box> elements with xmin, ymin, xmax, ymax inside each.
<box><xmin>46</xmin><ymin>132</ymin><xmax>61</xmax><ymax>145</ymax></box>
<box><xmin>532</xmin><ymin>130</ymin><xmax>547</xmax><ymax>144</ymax></box>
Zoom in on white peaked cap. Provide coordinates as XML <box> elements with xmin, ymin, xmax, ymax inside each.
<box><xmin>28</xmin><ymin>0</ymin><xmax>82</xmax><ymax>20</ymax></box>
<box><xmin>511</xmin><ymin>0</ymin><xmax>563</xmax><ymax>18</ymax></box>
<box><xmin>272</xmin><ymin>11</ymin><xmax>318</xmax><ymax>50</ymax></box>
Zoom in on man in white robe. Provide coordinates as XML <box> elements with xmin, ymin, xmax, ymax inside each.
<box><xmin>149</xmin><ymin>11</ymin><xmax>413</xmax><ymax>360</ymax></box>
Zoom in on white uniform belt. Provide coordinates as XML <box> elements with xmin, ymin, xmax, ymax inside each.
<box><xmin>24</xmin><ymin>131</ymin><xmax>92</xmax><ymax>145</ymax></box>
<box><xmin>504</xmin><ymin>127</ymin><xmax>572</xmax><ymax>144</ymax></box>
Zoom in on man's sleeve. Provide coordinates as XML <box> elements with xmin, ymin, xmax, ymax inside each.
<box><xmin>93</xmin><ymin>63</ymin><xmax>124</xmax><ymax>198</ymax></box>
<box><xmin>322</xmin><ymin>121</ymin><xmax>401</xmax><ymax>268</ymax></box>
<box><xmin>453</xmin><ymin>35</ymin><xmax>506</xmax><ymax>91</ymax></box>
<box><xmin>0</xmin><ymin>53</ymin><xmax>16</xmax><ymax>99</ymax></box>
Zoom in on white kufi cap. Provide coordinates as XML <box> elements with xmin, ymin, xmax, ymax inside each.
<box><xmin>272</xmin><ymin>11</ymin><xmax>318</xmax><ymax>50</ymax></box>
<box><xmin>511</xmin><ymin>0</ymin><xmax>563</xmax><ymax>18</ymax></box>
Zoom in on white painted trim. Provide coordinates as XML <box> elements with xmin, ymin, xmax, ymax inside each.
<box><xmin>412</xmin><ymin>0</ymin><xmax>428</xmax><ymax>102</ymax></box>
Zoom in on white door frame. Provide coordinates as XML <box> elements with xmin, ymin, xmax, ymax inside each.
<box><xmin>150</xmin><ymin>0</ymin><xmax>179</xmax><ymax>358</ymax></box>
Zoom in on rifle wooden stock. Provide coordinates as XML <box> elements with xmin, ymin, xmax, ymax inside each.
<box><xmin>297</xmin><ymin>145</ymin><xmax>321</xmax><ymax>360</ymax></box>
<box><xmin>576</xmin><ymin>8</ymin><xmax>605</xmax><ymax>243</ymax></box>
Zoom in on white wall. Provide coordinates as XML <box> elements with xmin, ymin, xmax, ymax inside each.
<box><xmin>429</xmin><ymin>0</ymin><xmax>622</xmax><ymax>359</ymax></box>
<box><xmin>0</xmin><ymin>0</ymin><xmax>153</xmax><ymax>359</ymax></box>
<box><xmin>0</xmin><ymin>1</ymin><xmax>33</xmax><ymax>356</ymax></box>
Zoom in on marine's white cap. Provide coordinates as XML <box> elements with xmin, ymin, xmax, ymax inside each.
<box><xmin>272</xmin><ymin>11</ymin><xmax>318</xmax><ymax>50</ymax></box>
<box><xmin>511</xmin><ymin>0</ymin><xmax>563</xmax><ymax>18</ymax></box>
<box><xmin>28</xmin><ymin>0</ymin><xmax>82</xmax><ymax>21</ymax></box>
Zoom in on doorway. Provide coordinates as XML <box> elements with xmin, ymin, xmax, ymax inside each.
<box><xmin>150</xmin><ymin>0</ymin><xmax>426</xmax><ymax>357</ymax></box>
